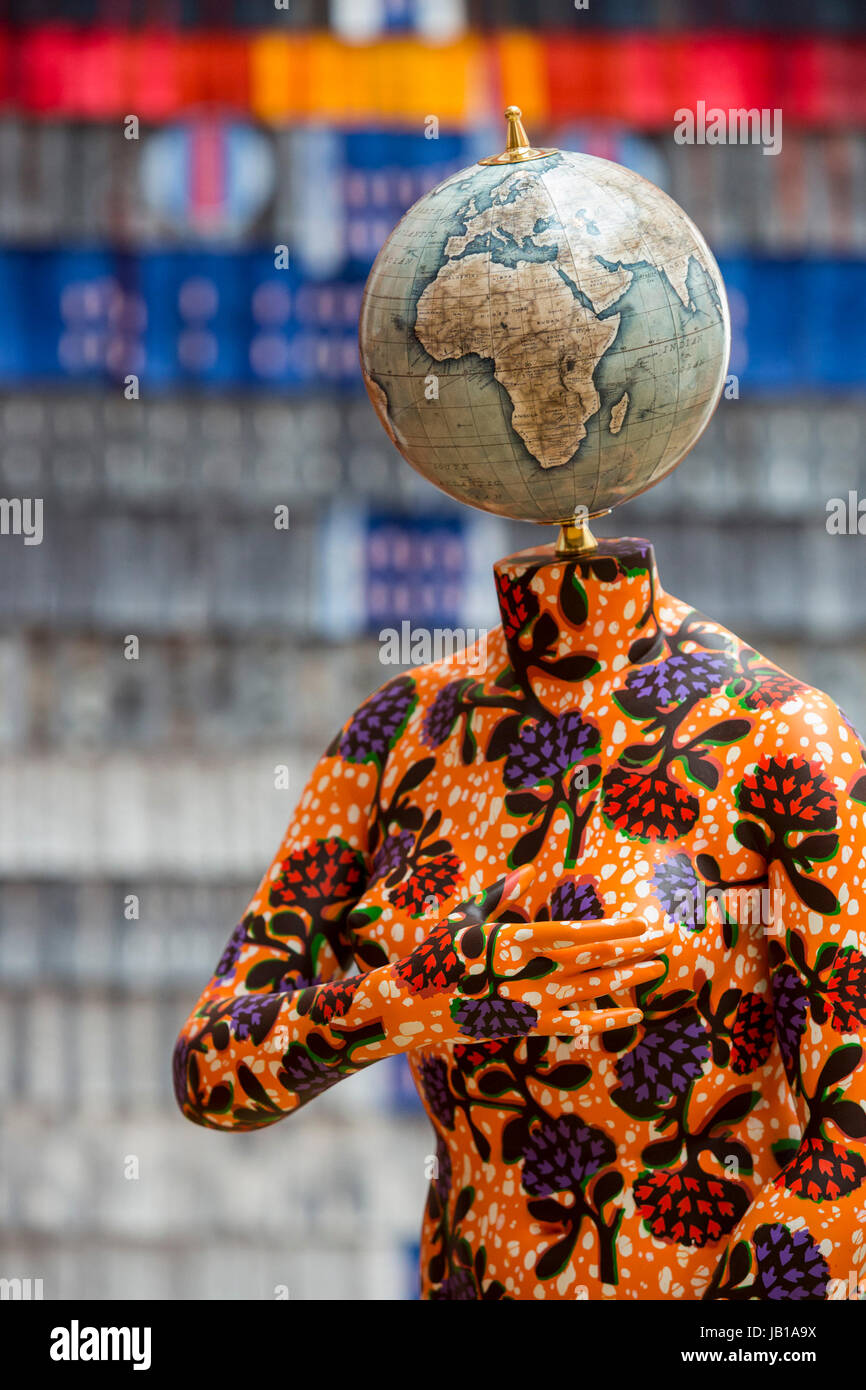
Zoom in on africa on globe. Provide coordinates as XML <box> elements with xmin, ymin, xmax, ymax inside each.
<box><xmin>359</xmin><ymin>108</ymin><xmax>731</xmax><ymax>526</ymax></box>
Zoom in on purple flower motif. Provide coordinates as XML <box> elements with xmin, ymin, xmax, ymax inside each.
<box><xmin>771</xmin><ymin>964</ymin><xmax>808</xmax><ymax>1078</ymax></box>
<box><xmin>521</xmin><ymin>1114</ymin><xmax>616</xmax><ymax>1195</ymax></box>
<box><xmin>615</xmin><ymin>1009</ymin><xmax>710</xmax><ymax>1105</ymax></box>
<box><xmin>370</xmin><ymin>830</ymin><xmax>415</xmax><ymax>883</ymax></box>
<box><xmin>279</xmin><ymin>1042</ymin><xmax>341</xmax><ymax>1100</ymax></box>
<box><xmin>504</xmin><ymin>710</ymin><xmax>599</xmax><ymax>788</ymax></box>
<box><xmin>338</xmin><ymin>676</ymin><xmax>415</xmax><ymax>763</ymax></box>
<box><xmin>433</xmin><ymin>1134</ymin><xmax>452</xmax><ymax>1206</ymax></box>
<box><xmin>221</xmin><ymin>995</ymin><xmax>277</xmax><ymax>1042</ymax></box>
<box><xmin>419</xmin><ymin>1056</ymin><xmax>456</xmax><ymax>1129</ymax></box>
<box><xmin>214</xmin><ymin>920</ymin><xmax>248</xmax><ymax>977</ymax></box>
<box><xmin>172</xmin><ymin>1035</ymin><xmax>191</xmax><ymax>1109</ymax></box>
<box><xmin>753</xmin><ymin>1223</ymin><xmax>830</xmax><ymax>1300</ymax></box>
<box><xmin>422</xmin><ymin>681</ymin><xmax>466</xmax><ymax>749</ymax></box>
<box><xmin>653</xmin><ymin>853</ymin><xmax>701</xmax><ymax>928</ymax></box>
<box><xmin>549</xmin><ymin>875</ymin><xmax>604</xmax><ymax>922</ymax></box>
<box><xmin>623</xmin><ymin>652</ymin><xmax>734</xmax><ymax>711</ymax></box>
<box><xmin>430</xmin><ymin>1268</ymin><xmax>478</xmax><ymax>1300</ymax></box>
<box><xmin>453</xmin><ymin>996</ymin><xmax>538</xmax><ymax>1039</ymax></box>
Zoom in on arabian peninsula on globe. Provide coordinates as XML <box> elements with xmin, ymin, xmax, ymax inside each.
<box><xmin>359</xmin><ymin>120</ymin><xmax>730</xmax><ymax>526</ymax></box>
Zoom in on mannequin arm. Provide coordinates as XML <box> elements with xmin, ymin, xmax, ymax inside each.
<box><xmin>705</xmin><ymin>708</ymin><xmax>866</xmax><ymax>1299</ymax></box>
<box><xmin>174</xmin><ymin>853</ymin><xmax>663</xmax><ymax>1131</ymax></box>
<box><xmin>171</xmin><ymin>716</ymin><xmax>378</xmax><ymax>1129</ymax></box>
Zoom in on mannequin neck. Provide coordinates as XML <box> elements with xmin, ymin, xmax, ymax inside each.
<box><xmin>493</xmin><ymin>537</ymin><xmax>662</xmax><ymax>704</ymax></box>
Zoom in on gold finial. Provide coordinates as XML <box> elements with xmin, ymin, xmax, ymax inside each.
<box><xmin>478</xmin><ymin>105</ymin><xmax>556</xmax><ymax>166</ymax></box>
<box><xmin>555</xmin><ymin>517</ymin><xmax>599</xmax><ymax>556</ymax></box>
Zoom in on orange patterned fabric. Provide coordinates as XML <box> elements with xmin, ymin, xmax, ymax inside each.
<box><xmin>174</xmin><ymin>538</ymin><xmax>866</xmax><ymax>1300</ymax></box>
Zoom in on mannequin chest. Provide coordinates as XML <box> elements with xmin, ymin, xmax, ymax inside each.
<box><xmin>347</xmin><ymin>673</ymin><xmax>771</xmax><ymax>976</ymax></box>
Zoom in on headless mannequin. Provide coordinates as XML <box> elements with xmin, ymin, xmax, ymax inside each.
<box><xmin>174</xmin><ymin>536</ymin><xmax>866</xmax><ymax>1300</ymax></box>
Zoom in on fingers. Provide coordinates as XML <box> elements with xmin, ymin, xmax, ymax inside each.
<box><xmin>553</xmin><ymin>928</ymin><xmax>674</xmax><ymax>972</ymax></box>
<box><xmin>566</xmin><ymin>958</ymin><xmax>667</xmax><ymax>999</ymax></box>
<box><xmin>498</xmin><ymin>955</ymin><xmax>666</xmax><ymax>1007</ymax></box>
<box><xmin>492</xmin><ymin>921</ymin><xmax>672</xmax><ymax>977</ymax></box>
<box><xmin>540</xmin><ymin>916</ymin><xmax>651</xmax><ymax>945</ymax></box>
<box><xmin>451</xmin><ymin>865</ymin><xmax>536</xmax><ymax>927</ymax></box>
<box><xmin>493</xmin><ymin>918</ymin><xmax>648</xmax><ymax>956</ymax></box>
<box><xmin>536</xmin><ymin>1005</ymin><xmax>644</xmax><ymax>1035</ymax></box>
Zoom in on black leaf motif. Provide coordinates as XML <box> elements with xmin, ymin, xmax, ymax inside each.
<box><xmin>527</xmin><ymin>1198</ymin><xmax>568</xmax><ymax>1224</ymax></box>
<box><xmin>394</xmin><ymin>758</ymin><xmax>436</xmax><ymax>797</ymax></box>
<box><xmin>784</xmin><ymin>863</ymin><xmax>839</xmax><ymax>916</ymax></box>
<box><xmin>683</xmin><ymin>752</ymin><xmax>720</xmax><ymax>790</ymax></box>
<box><xmin>453</xmin><ymin>1186</ymin><xmax>474</xmax><ymax>1227</ymax></box>
<box><xmin>702</xmin><ymin>720</ymin><xmax>753</xmax><ymax>745</ymax></box>
<box><xmin>791</xmin><ymin>832</ymin><xmax>840</xmax><ymax>864</ymax></box>
<box><xmin>477</xmin><ymin>1068</ymin><xmax>518</xmax><ymax>1098</ymax></box>
<box><xmin>734</xmin><ymin>819</ymin><xmax>770</xmax><ymax>857</ymax></box>
<box><xmin>696</xmin><ymin>853</ymin><xmax>722</xmax><ymax>883</ymax></box>
<box><xmin>830</xmin><ymin>1100</ymin><xmax>866</xmax><ymax>1139</ymax></box>
<box><xmin>536</xmin><ymin>1230</ymin><xmax>578</xmax><ymax>1282</ymax></box>
<box><xmin>641</xmin><ymin>1136</ymin><xmax>684</xmax><ymax>1167</ymax></box>
<box><xmin>543</xmin><ymin>1062</ymin><xmax>592</xmax><ymax>1091</ymax></box>
<box><xmin>816</xmin><ymin>1044</ymin><xmax>862</xmax><ymax>1096</ymax></box>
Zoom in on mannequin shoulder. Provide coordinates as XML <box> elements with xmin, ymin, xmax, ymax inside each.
<box><xmin>741</xmin><ymin>678</ymin><xmax>866</xmax><ymax>797</ymax></box>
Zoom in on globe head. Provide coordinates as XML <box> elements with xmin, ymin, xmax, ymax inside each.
<box><xmin>359</xmin><ymin>115</ymin><xmax>731</xmax><ymax>529</ymax></box>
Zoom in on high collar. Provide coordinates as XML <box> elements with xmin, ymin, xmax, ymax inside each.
<box><xmin>493</xmin><ymin>537</ymin><xmax>663</xmax><ymax>705</ymax></box>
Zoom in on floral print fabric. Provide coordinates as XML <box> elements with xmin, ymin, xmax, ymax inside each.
<box><xmin>174</xmin><ymin>538</ymin><xmax>866</xmax><ymax>1301</ymax></box>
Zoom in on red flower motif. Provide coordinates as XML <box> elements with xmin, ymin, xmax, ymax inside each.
<box><xmin>495</xmin><ymin>571</ymin><xmax>539</xmax><ymax>640</ymax></box>
<box><xmin>602</xmin><ymin>768</ymin><xmax>699</xmax><ymax>841</ymax></box>
<box><xmin>392</xmin><ymin>922</ymin><xmax>464</xmax><ymax>997</ymax></box>
<box><xmin>743</xmin><ymin>674</ymin><xmax>806</xmax><ymax>710</ymax></box>
<box><xmin>775</xmin><ymin>1137</ymin><xmax>866</xmax><ymax>1203</ymax></box>
<box><xmin>269</xmin><ymin>837</ymin><xmax>366</xmax><ymax>911</ymax></box>
<box><xmin>389</xmin><ymin>854</ymin><xmax>464</xmax><ymax>918</ymax></box>
<box><xmin>634</xmin><ymin>1168</ymin><xmax>749</xmax><ymax>1247</ymax></box>
<box><xmin>308</xmin><ymin>974</ymin><xmax>364</xmax><ymax>1026</ymax></box>
<box><xmin>824</xmin><ymin>948</ymin><xmax>866</xmax><ymax>1033</ymax></box>
<box><xmin>730</xmin><ymin>992</ymin><xmax>775</xmax><ymax>1074</ymax></box>
<box><xmin>736</xmin><ymin>755</ymin><xmax>837</xmax><ymax>833</ymax></box>
<box><xmin>454</xmin><ymin>1040</ymin><xmax>508</xmax><ymax>1072</ymax></box>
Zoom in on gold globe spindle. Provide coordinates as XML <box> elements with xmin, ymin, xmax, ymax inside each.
<box><xmin>481</xmin><ymin>110</ymin><xmax>599</xmax><ymax>557</ymax></box>
<box><xmin>478</xmin><ymin>106</ymin><xmax>557</xmax><ymax>166</ymax></box>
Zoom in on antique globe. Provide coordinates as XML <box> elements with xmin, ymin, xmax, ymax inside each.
<box><xmin>359</xmin><ymin>107</ymin><xmax>730</xmax><ymax>546</ymax></box>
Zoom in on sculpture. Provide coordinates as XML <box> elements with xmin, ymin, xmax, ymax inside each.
<box><xmin>174</xmin><ymin>111</ymin><xmax>866</xmax><ymax>1301</ymax></box>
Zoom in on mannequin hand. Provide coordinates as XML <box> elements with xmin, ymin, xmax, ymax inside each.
<box><xmin>392</xmin><ymin>866</ymin><xmax>671</xmax><ymax>1044</ymax></box>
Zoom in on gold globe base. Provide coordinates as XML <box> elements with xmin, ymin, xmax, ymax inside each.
<box><xmin>555</xmin><ymin>519</ymin><xmax>599</xmax><ymax>556</ymax></box>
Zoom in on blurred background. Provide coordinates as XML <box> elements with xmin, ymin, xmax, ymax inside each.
<box><xmin>1</xmin><ymin>0</ymin><xmax>865</xmax><ymax>1301</ymax></box>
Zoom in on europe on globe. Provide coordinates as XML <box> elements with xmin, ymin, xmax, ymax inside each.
<box><xmin>359</xmin><ymin>108</ymin><xmax>731</xmax><ymax>528</ymax></box>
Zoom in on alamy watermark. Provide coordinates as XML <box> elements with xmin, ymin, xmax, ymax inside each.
<box><xmin>0</xmin><ymin>497</ymin><xmax>42</xmax><ymax>544</ymax></box>
<box><xmin>674</xmin><ymin>102</ymin><xmax>782</xmax><ymax>157</ymax></box>
<box><xmin>379</xmin><ymin>622</ymin><xmax>487</xmax><ymax>670</ymax></box>
<box><xmin>670</xmin><ymin>882</ymin><xmax>785</xmax><ymax>935</ymax></box>
<box><xmin>827</xmin><ymin>491</ymin><xmax>866</xmax><ymax>535</ymax></box>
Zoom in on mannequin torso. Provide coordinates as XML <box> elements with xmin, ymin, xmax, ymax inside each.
<box><xmin>175</xmin><ymin>538</ymin><xmax>866</xmax><ymax>1301</ymax></box>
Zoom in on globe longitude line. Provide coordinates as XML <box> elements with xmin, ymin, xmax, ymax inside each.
<box><xmin>498</xmin><ymin>173</ymin><xmax>552</xmax><ymax>522</ymax></box>
<box><xmin>597</xmin><ymin>169</ymin><xmax>699</xmax><ymax>512</ymax></box>
<box><xmin>525</xmin><ymin>166</ymin><xmax>585</xmax><ymax>522</ymax></box>
<box><xmin>485</xmin><ymin>170</ymin><xmax>555</xmax><ymax>520</ymax></box>
<box><xmin>466</xmin><ymin>175</ymin><xmax>526</xmax><ymax>515</ymax></box>
<box><xmin>538</xmin><ymin>161</ymin><xmax>611</xmax><ymax>520</ymax></box>
<box><xmin>637</xmin><ymin>172</ymin><xmax>727</xmax><ymax>489</ymax></box>
<box><xmin>411</xmin><ymin>167</ymin><xmax>538</xmax><ymax>519</ymax></box>
<box><xmin>522</xmin><ymin>181</ymin><xmax>576</xmax><ymax>521</ymax></box>
<box><xmin>609</xmin><ymin>177</ymin><xmax>729</xmax><ymax>502</ymax></box>
<box><xmin>480</xmin><ymin>171</ymin><xmax>540</xmax><ymax>519</ymax></box>
<box><xmin>395</xmin><ymin>170</ymin><xmax>480</xmax><ymax>494</ymax></box>
<box><xmin>645</xmin><ymin>267</ymin><xmax>725</xmax><ymax>494</ymax></box>
<box><xmin>580</xmin><ymin>171</ymin><xmax>667</xmax><ymax>514</ymax></box>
